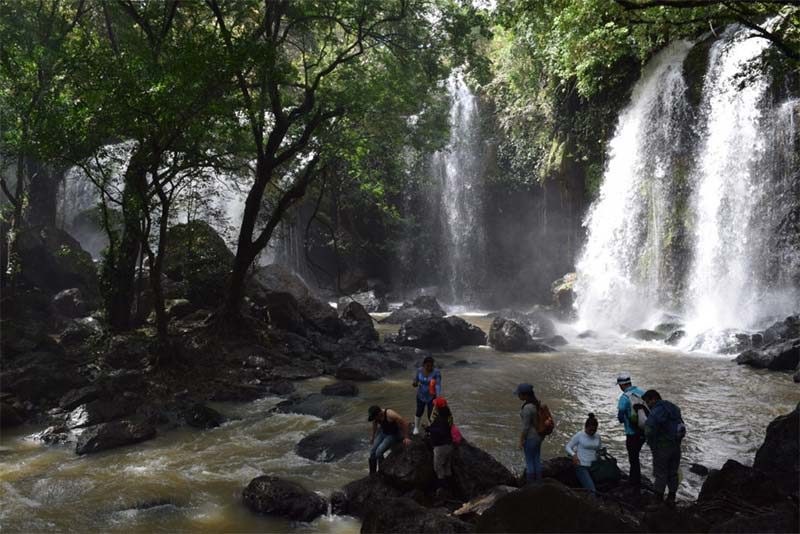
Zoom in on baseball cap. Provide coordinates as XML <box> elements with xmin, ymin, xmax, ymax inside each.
<box><xmin>616</xmin><ymin>372</ymin><xmax>632</xmax><ymax>385</ymax></box>
<box><xmin>433</xmin><ymin>397</ymin><xmax>447</xmax><ymax>408</ymax></box>
<box><xmin>367</xmin><ymin>405</ymin><xmax>381</xmax><ymax>421</ymax></box>
<box><xmin>513</xmin><ymin>383</ymin><xmax>534</xmax><ymax>396</ymax></box>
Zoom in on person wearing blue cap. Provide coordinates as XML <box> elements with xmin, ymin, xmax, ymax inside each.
<box><xmin>515</xmin><ymin>383</ymin><xmax>543</xmax><ymax>483</ymax></box>
<box><xmin>616</xmin><ymin>372</ymin><xmax>647</xmax><ymax>488</ymax></box>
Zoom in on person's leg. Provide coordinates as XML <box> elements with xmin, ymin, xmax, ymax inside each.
<box><xmin>532</xmin><ymin>437</ymin><xmax>543</xmax><ymax>480</ymax></box>
<box><xmin>523</xmin><ymin>438</ymin><xmax>536</xmax><ymax>483</ymax></box>
<box><xmin>651</xmin><ymin>447</ymin><xmax>668</xmax><ymax>500</ymax></box>
<box><xmin>414</xmin><ymin>398</ymin><xmax>425</xmax><ymax>435</ymax></box>
<box><xmin>626</xmin><ymin>434</ymin><xmax>644</xmax><ymax>486</ymax></box>
<box><xmin>574</xmin><ymin>466</ymin><xmax>597</xmax><ymax>495</ymax></box>
<box><xmin>374</xmin><ymin>432</ymin><xmax>400</xmax><ymax>462</ymax></box>
<box><xmin>425</xmin><ymin>399</ymin><xmax>434</xmax><ymax>422</ymax></box>
<box><xmin>369</xmin><ymin>430</ymin><xmax>386</xmax><ymax>474</ymax></box>
<box><xmin>666</xmin><ymin>445</ymin><xmax>681</xmax><ymax>503</ymax></box>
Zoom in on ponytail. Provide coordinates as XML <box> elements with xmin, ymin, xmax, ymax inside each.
<box><xmin>531</xmin><ymin>393</ymin><xmax>541</xmax><ymax>408</ymax></box>
<box><xmin>585</xmin><ymin>413</ymin><xmax>598</xmax><ymax>429</ymax></box>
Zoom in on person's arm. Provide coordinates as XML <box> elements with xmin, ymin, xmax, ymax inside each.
<box><xmin>565</xmin><ymin>432</ymin><xmax>579</xmax><ymax>457</ymax></box>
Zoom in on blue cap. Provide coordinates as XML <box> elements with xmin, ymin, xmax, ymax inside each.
<box><xmin>513</xmin><ymin>383</ymin><xmax>534</xmax><ymax>396</ymax></box>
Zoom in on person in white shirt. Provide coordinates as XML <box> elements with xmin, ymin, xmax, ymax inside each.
<box><xmin>565</xmin><ymin>413</ymin><xmax>602</xmax><ymax>495</ymax></box>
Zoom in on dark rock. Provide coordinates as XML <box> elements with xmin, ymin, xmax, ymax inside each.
<box><xmin>452</xmin><ymin>441</ymin><xmax>519</xmax><ymax>500</ymax></box>
<box><xmin>296</xmin><ymin>427</ymin><xmax>364</xmax><ymax>462</ymax></box>
<box><xmin>243</xmin><ymin>476</ymin><xmax>326</xmax><ymax>522</ymax></box>
<box><xmin>655</xmin><ymin>322</ymin><xmax>683</xmax><ymax>335</ymax></box>
<box><xmin>67</xmin><ymin>398</ymin><xmax>138</xmax><ymax>429</ymax></box>
<box><xmin>35</xmin><ymin>424</ymin><xmax>74</xmax><ymax>445</ymax></box>
<box><xmin>666</xmin><ymin>330</ymin><xmax>686</xmax><ymax>345</ymax></box>
<box><xmin>330</xmin><ymin>475</ymin><xmax>402</xmax><ymax>517</ymax></box>
<box><xmin>361</xmin><ymin>497</ymin><xmax>473</xmax><ymax>534</ymax></box>
<box><xmin>541</xmin><ymin>456</ymin><xmax>581</xmax><ymax>488</ymax></box>
<box><xmin>101</xmin><ymin>334</ymin><xmax>153</xmax><ymax>369</ymax></box>
<box><xmin>762</xmin><ymin>315</ymin><xmax>800</xmax><ymax>344</ymax></box>
<box><xmin>181</xmin><ymin>404</ymin><xmax>226</xmax><ymax>429</ymax></box>
<box><xmin>542</xmin><ymin>335</ymin><xmax>568</xmax><ymax>347</ymax></box>
<box><xmin>165</xmin><ymin>299</ymin><xmax>194</xmax><ymax>320</ymax></box>
<box><xmin>736</xmin><ymin>339</ymin><xmax>800</xmax><ymax>371</ymax></box>
<box><xmin>297</xmin><ymin>294</ymin><xmax>346</xmax><ymax>338</ymax></box>
<box><xmin>335</xmin><ymin>354</ymin><xmax>393</xmax><ymax>381</ymax></box>
<box><xmin>379</xmin><ymin>437</ymin><xmax>435</xmax><ymax>491</ymax></box>
<box><xmin>452</xmin><ymin>485</ymin><xmax>517</xmax><ymax>522</ymax></box>
<box><xmin>0</xmin><ymin>399</ymin><xmax>27</xmax><ymax>428</ymax></box>
<box><xmin>392</xmin><ymin>316</ymin><xmax>486</xmax><ymax>351</ymax></box>
<box><xmin>339</xmin><ymin>301</ymin><xmax>378</xmax><ymax>343</ymax></box>
<box><xmin>265</xmin><ymin>381</ymin><xmax>295</xmax><ymax>396</ymax></box>
<box><xmin>59</xmin><ymin>386</ymin><xmax>102</xmax><ymax>411</ymax></box>
<box><xmin>577</xmin><ymin>330</ymin><xmax>596</xmax><ymax>339</ymax></box>
<box><xmin>708</xmin><ymin>502</ymin><xmax>799</xmax><ymax>533</ymax></box>
<box><xmin>753</xmin><ymin>403</ymin><xmax>799</xmax><ymax>496</ymax></box>
<box><xmin>321</xmin><ymin>382</ymin><xmax>359</xmax><ymax>397</ymax></box>
<box><xmin>526</xmin><ymin>340</ymin><xmax>556</xmax><ymax>353</ymax></box>
<box><xmin>750</xmin><ymin>333</ymin><xmax>764</xmax><ymax>349</ymax></box>
<box><xmin>380</xmin><ymin>296</ymin><xmax>446</xmax><ymax>324</ymax></box>
<box><xmin>261</xmin><ymin>292</ymin><xmax>306</xmax><ymax>333</ymax></box>
<box><xmin>250</xmin><ymin>263</ymin><xmax>314</xmax><ymax>302</ymax></box>
<box><xmin>0</xmin><ymin>289</ymin><xmax>53</xmax><ymax>356</ymax></box>
<box><xmin>1</xmin><ymin>350</ymin><xmax>86</xmax><ymax>403</ymax></box>
<box><xmin>476</xmin><ymin>480</ymin><xmax>638</xmax><ymax>533</ymax></box>
<box><xmin>643</xmin><ymin>505</ymin><xmax>709</xmax><ymax>533</ymax></box>
<box><xmin>698</xmin><ymin>460</ymin><xmax>785</xmax><ymax>507</ymax></box>
<box><xmin>410</xmin><ymin>296</ymin><xmax>446</xmax><ymax>316</ymax></box>
<box><xmin>552</xmin><ymin>273</ymin><xmax>576</xmax><ymax>319</ymax></box>
<box><xmin>487</xmin><ymin>309</ymin><xmax>556</xmax><ymax>338</ymax></box>
<box><xmin>338</xmin><ymin>291</ymin><xmax>388</xmax><ymax>313</ymax></box>
<box><xmin>162</xmin><ymin>221</ymin><xmax>233</xmax><ymax>308</ymax></box>
<box><xmin>52</xmin><ymin>288</ymin><xmax>88</xmax><ymax>318</ymax></box>
<box><xmin>488</xmin><ymin>317</ymin><xmax>531</xmax><ymax>352</ymax></box>
<box><xmin>75</xmin><ymin>419</ymin><xmax>157</xmax><ymax>455</ymax></box>
<box><xmin>59</xmin><ymin>317</ymin><xmax>102</xmax><ymax>346</ymax></box>
<box><xmin>629</xmin><ymin>329</ymin><xmax>665</xmax><ymax>341</ymax></box>
<box><xmin>689</xmin><ymin>463</ymin><xmax>710</xmax><ymax>476</ymax></box>
<box><xmin>15</xmin><ymin>225</ymin><xmax>99</xmax><ymax>301</ymax></box>
<box><xmin>274</xmin><ymin>394</ymin><xmax>347</xmax><ymax>420</ymax></box>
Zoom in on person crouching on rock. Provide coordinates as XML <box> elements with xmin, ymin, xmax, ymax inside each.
<box><xmin>426</xmin><ymin>397</ymin><xmax>456</xmax><ymax>495</ymax></box>
<box><xmin>368</xmin><ymin>405</ymin><xmax>412</xmax><ymax>475</ymax></box>
<box><xmin>515</xmin><ymin>383</ymin><xmax>544</xmax><ymax>483</ymax></box>
<box><xmin>412</xmin><ymin>356</ymin><xmax>442</xmax><ymax>435</ymax></box>
<box><xmin>642</xmin><ymin>389</ymin><xmax>686</xmax><ymax>507</ymax></box>
<box><xmin>565</xmin><ymin>413</ymin><xmax>602</xmax><ymax>496</ymax></box>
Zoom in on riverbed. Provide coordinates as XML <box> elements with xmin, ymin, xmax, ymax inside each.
<box><xmin>1</xmin><ymin>315</ymin><xmax>796</xmax><ymax>532</ymax></box>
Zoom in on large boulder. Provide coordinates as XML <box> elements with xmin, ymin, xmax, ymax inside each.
<box><xmin>296</xmin><ymin>427</ymin><xmax>365</xmax><ymax>462</ymax></box>
<box><xmin>629</xmin><ymin>329</ymin><xmax>665</xmax><ymax>341</ymax></box>
<box><xmin>52</xmin><ymin>288</ymin><xmax>89</xmax><ymax>318</ymax></box>
<box><xmin>488</xmin><ymin>318</ymin><xmax>555</xmax><ymax>353</ymax></box>
<box><xmin>736</xmin><ymin>339</ymin><xmax>800</xmax><ymax>371</ymax></box>
<box><xmin>162</xmin><ymin>221</ymin><xmax>233</xmax><ymax>308</ymax></box>
<box><xmin>380</xmin><ymin>296</ymin><xmax>446</xmax><ymax>324</ymax></box>
<box><xmin>242</xmin><ymin>475</ymin><xmax>327</xmax><ymax>522</ymax></box>
<box><xmin>697</xmin><ymin>460</ymin><xmax>786</xmax><ymax>507</ymax></box>
<box><xmin>330</xmin><ymin>475</ymin><xmax>402</xmax><ymax>518</ymax></box>
<box><xmin>390</xmin><ymin>316</ymin><xmax>486</xmax><ymax>351</ymax></box>
<box><xmin>487</xmin><ymin>309</ymin><xmax>556</xmax><ymax>338</ymax></box>
<box><xmin>0</xmin><ymin>397</ymin><xmax>27</xmax><ymax>428</ymax></box>
<box><xmin>379</xmin><ymin>437</ymin><xmax>435</xmax><ymax>491</ymax></box>
<box><xmin>338</xmin><ymin>290</ymin><xmax>388</xmax><ymax>313</ymax></box>
<box><xmin>335</xmin><ymin>352</ymin><xmax>404</xmax><ymax>381</ymax></box>
<box><xmin>67</xmin><ymin>398</ymin><xmax>138</xmax><ymax>429</ymax></box>
<box><xmin>15</xmin><ymin>225</ymin><xmax>99</xmax><ymax>301</ymax></box>
<box><xmin>753</xmin><ymin>403</ymin><xmax>799</xmax><ymax>496</ymax></box>
<box><xmin>180</xmin><ymin>404</ymin><xmax>226</xmax><ymax>429</ymax></box>
<box><xmin>0</xmin><ymin>289</ymin><xmax>54</xmax><ymax>356</ymax></box>
<box><xmin>339</xmin><ymin>300</ymin><xmax>378</xmax><ymax>343</ymax></box>
<box><xmin>321</xmin><ymin>382</ymin><xmax>359</xmax><ymax>397</ymax></box>
<box><xmin>451</xmin><ymin>441</ymin><xmax>519</xmax><ymax>500</ymax></box>
<box><xmin>1</xmin><ymin>350</ymin><xmax>86</xmax><ymax>404</ymax></box>
<box><xmin>361</xmin><ymin>497</ymin><xmax>473</xmax><ymax>534</ymax></box>
<box><xmin>476</xmin><ymin>480</ymin><xmax>638</xmax><ymax>533</ymax></box>
<box><xmin>762</xmin><ymin>315</ymin><xmax>800</xmax><ymax>344</ymax></box>
<box><xmin>551</xmin><ymin>273</ymin><xmax>576</xmax><ymax>319</ymax></box>
<box><xmin>75</xmin><ymin>419</ymin><xmax>157</xmax><ymax>455</ymax></box>
<box><xmin>274</xmin><ymin>394</ymin><xmax>348</xmax><ymax>420</ymax></box>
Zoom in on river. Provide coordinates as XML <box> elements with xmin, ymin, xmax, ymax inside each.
<box><xmin>1</xmin><ymin>315</ymin><xmax>796</xmax><ymax>532</ymax></box>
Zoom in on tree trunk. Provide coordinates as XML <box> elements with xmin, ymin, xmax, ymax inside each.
<box><xmin>26</xmin><ymin>159</ymin><xmax>65</xmax><ymax>228</ymax></box>
<box><xmin>106</xmin><ymin>148</ymin><xmax>149</xmax><ymax>332</ymax></box>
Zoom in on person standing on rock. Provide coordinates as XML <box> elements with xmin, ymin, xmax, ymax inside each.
<box><xmin>426</xmin><ymin>397</ymin><xmax>456</xmax><ymax>496</ymax></box>
<box><xmin>412</xmin><ymin>356</ymin><xmax>441</xmax><ymax>435</ymax></box>
<box><xmin>616</xmin><ymin>372</ymin><xmax>647</xmax><ymax>489</ymax></box>
<box><xmin>565</xmin><ymin>413</ymin><xmax>602</xmax><ymax>496</ymax></box>
<box><xmin>642</xmin><ymin>389</ymin><xmax>685</xmax><ymax>507</ymax></box>
<box><xmin>368</xmin><ymin>405</ymin><xmax>412</xmax><ymax>475</ymax></box>
<box><xmin>515</xmin><ymin>383</ymin><xmax>545</xmax><ymax>483</ymax></box>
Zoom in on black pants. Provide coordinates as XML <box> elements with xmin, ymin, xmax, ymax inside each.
<box><xmin>626</xmin><ymin>434</ymin><xmax>646</xmax><ymax>486</ymax></box>
<box><xmin>652</xmin><ymin>443</ymin><xmax>681</xmax><ymax>497</ymax></box>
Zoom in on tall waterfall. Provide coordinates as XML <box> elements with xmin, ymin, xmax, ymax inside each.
<box><xmin>575</xmin><ymin>41</ymin><xmax>693</xmax><ymax>330</ymax></box>
<box><xmin>576</xmin><ymin>24</ymin><xmax>799</xmax><ymax>341</ymax></box>
<box><xmin>432</xmin><ymin>72</ymin><xmax>486</xmax><ymax>305</ymax></box>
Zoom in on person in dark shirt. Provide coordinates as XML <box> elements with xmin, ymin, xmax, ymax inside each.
<box><xmin>427</xmin><ymin>397</ymin><xmax>455</xmax><ymax>493</ymax></box>
<box><xmin>367</xmin><ymin>405</ymin><xmax>411</xmax><ymax>475</ymax></box>
<box><xmin>643</xmin><ymin>389</ymin><xmax>686</xmax><ymax>507</ymax></box>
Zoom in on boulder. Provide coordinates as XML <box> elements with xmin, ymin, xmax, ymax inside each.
<box><xmin>629</xmin><ymin>329</ymin><xmax>665</xmax><ymax>341</ymax></box>
<box><xmin>1</xmin><ymin>350</ymin><xmax>86</xmax><ymax>403</ymax></box>
<box><xmin>361</xmin><ymin>497</ymin><xmax>473</xmax><ymax>534</ymax></box>
<box><xmin>162</xmin><ymin>221</ymin><xmax>234</xmax><ymax>308</ymax></box>
<box><xmin>67</xmin><ymin>398</ymin><xmax>138</xmax><ymax>429</ymax></box>
<box><xmin>0</xmin><ymin>289</ymin><xmax>53</xmax><ymax>356</ymax></box>
<box><xmin>697</xmin><ymin>460</ymin><xmax>785</xmax><ymax>507</ymax></box>
<box><xmin>475</xmin><ymin>480</ymin><xmax>638</xmax><ymax>533</ymax></box>
<box><xmin>452</xmin><ymin>486</ymin><xmax>517</xmax><ymax>522</ymax></box>
<box><xmin>708</xmin><ymin>502</ymin><xmax>799</xmax><ymax>533</ymax></box>
<box><xmin>264</xmin><ymin>381</ymin><xmax>296</xmax><ymax>396</ymax></box>
<box><xmin>379</xmin><ymin>437</ymin><xmax>435</xmax><ymax>491</ymax></box>
<box><xmin>260</xmin><ymin>292</ymin><xmax>306</xmax><ymax>333</ymax></box>
<box><xmin>59</xmin><ymin>317</ymin><xmax>102</xmax><ymax>346</ymax></box>
<box><xmin>75</xmin><ymin>419</ymin><xmax>157</xmax><ymax>455</ymax></box>
<box><xmin>488</xmin><ymin>317</ymin><xmax>530</xmax><ymax>352</ymax></box>
<box><xmin>577</xmin><ymin>330</ymin><xmax>596</xmax><ymax>339</ymax></box>
<box><xmin>643</xmin><ymin>505</ymin><xmax>709</xmax><ymax>533</ymax></box>
<box><xmin>762</xmin><ymin>315</ymin><xmax>800</xmax><ymax>344</ymax></box>
<box><xmin>753</xmin><ymin>403</ymin><xmax>798</xmax><ymax>496</ymax></box>
<box><xmin>666</xmin><ymin>330</ymin><xmax>686</xmax><ymax>346</ymax></box>
<box><xmin>59</xmin><ymin>385</ymin><xmax>102</xmax><ymax>411</ymax></box>
<box><xmin>321</xmin><ymin>382</ymin><xmax>359</xmax><ymax>397</ymax></box>
<box><xmin>451</xmin><ymin>441</ymin><xmax>519</xmax><ymax>500</ymax></box>
<box><xmin>296</xmin><ymin>427</ymin><xmax>365</xmax><ymax>462</ymax></box>
<box><xmin>181</xmin><ymin>404</ymin><xmax>226</xmax><ymax>429</ymax></box>
<box><xmin>391</xmin><ymin>316</ymin><xmax>486</xmax><ymax>351</ymax></box>
<box><xmin>15</xmin><ymin>225</ymin><xmax>99</xmax><ymax>301</ymax></box>
<box><xmin>335</xmin><ymin>353</ymin><xmax>398</xmax><ymax>381</ymax></box>
<box><xmin>736</xmin><ymin>339</ymin><xmax>800</xmax><ymax>371</ymax></box>
<box><xmin>551</xmin><ymin>273</ymin><xmax>576</xmax><ymax>319</ymax></box>
<box><xmin>274</xmin><ymin>394</ymin><xmax>347</xmax><ymax>420</ymax></box>
<box><xmin>655</xmin><ymin>322</ymin><xmax>683</xmax><ymax>335</ymax></box>
<box><xmin>339</xmin><ymin>300</ymin><xmax>378</xmax><ymax>343</ymax></box>
<box><xmin>165</xmin><ymin>299</ymin><xmax>194</xmax><ymax>320</ymax></box>
<box><xmin>242</xmin><ymin>475</ymin><xmax>327</xmax><ymax>522</ymax></box>
<box><xmin>0</xmin><ymin>398</ymin><xmax>27</xmax><ymax>428</ymax></box>
<box><xmin>380</xmin><ymin>296</ymin><xmax>446</xmax><ymax>324</ymax></box>
<box><xmin>250</xmin><ymin>263</ymin><xmax>313</xmax><ymax>302</ymax></box>
<box><xmin>338</xmin><ymin>290</ymin><xmax>388</xmax><ymax>313</ymax></box>
<box><xmin>330</xmin><ymin>475</ymin><xmax>402</xmax><ymax>517</ymax></box>
<box><xmin>52</xmin><ymin>288</ymin><xmax>89</xmax><ymax>318</ymax></box>
<box><xmin>487</xmin><ymin>309</ymin><xmax>556</xmax><ymax>338</ymax></box>
<box><xmin>689</xmin><ymin>463</ymin><xmax>710</xmax><ymax>476</ymax></box>
<box><xmin>542</xmin><ymin>335</ymin><xmax>568</xmax><ymax>347</ymax></box>
<box><xmin>541</xmin><ymin>456</ymin><xmax>581</xmax><ymax>487</ymax></box>
<box><xmin>101</xmin><ymin>334</ymin><xmax>153</xmax><ymax>369</ymax></box>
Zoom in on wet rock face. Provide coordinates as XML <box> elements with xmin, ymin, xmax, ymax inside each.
<box><xmin>274</xmin><ymin>393</ymin><xmax>348</xmax><ymax>420</ymax></box>
<box><xmin>338</xmin><ymin>290</ymin><xmax>388</xmax><ymax>313</ymax></box>
<box><xmin>753</xmin><ymin>403</ymin><xmax>799</xmax><ymax>496</ymax></box>
<box><xmin>380</xmin><ymin>296</ymin><xmax>447</xmax><ymax>324</ymax></box>
<box><xmin>551</xmin><ymin>273</ymin><xmax>576</xmax><ymax>319</ymax></box>
<box><xmin>488</xmin><ymin>317</ymin><xmax>555</xmax><ymax>353</ymax></box>
<box><xmin>296</xmin><ymin>427</ymin><xmax>365</xmax><ymax>462</ymax></box>
<box><xmin>389</xmin><ymin>316</ymin><xmax>486</xmax><ymax>351</ymax></box>
<box><xmin>52</xmin><ymin>288</ymin><xmax>89</xmax><ymax>318</ymax></box>
<box><xmin>330</xmin><ymin>475</ymin><xmax>402</xmax><ymax>517</ymax></box>
<box><xmin>242</xmin><ymin>475</ymin><xmax>327</xmax><ymax>522</ymax></box>
<box><xmin>321</xmin><ymin>382</ymin><xmax>359</xmax><ymax>397</ymax></box>
<box><xmin>339</xmin><ymin>301</ymin><xmax>378</xmax><ymax>343</ymax></box>
<box><xmin>697</xmin><ymin>460</ymin><xmax>785</xmax><ymax>507</ymax></box>
<box><xmin>379</xmin><ymin>438</ymin><xmax>435</xmax><ymax>491</ymax></box>
<box><xmin>475</xmin><ymin>480</ymin><xmax>638</xmax><ymax>533</ymax></box>
<box><xmin>1</xmin><ymin>350</ymin><xmax>86</xmax><ymax>404</ymax></box>
<box><xmin>360</xmin><ymin>497</ymin><xmax>473</xmax><ymax>534</ymax></box>
<box><xmin>180</xmin><ymin>404</ymin><xmax>226</xmax><ymax>429</ymax></box>
<box><xmin>451</xmin><ymin>441</ymin><xmax>518</xmax><ymax>501</ymax></box>
<box><xmin>736</xmin><ymin>339</ymin><xmax>800</xmax><ymax>371</ymax></box>
<box><xmin>75</xmin><ymin>419</ymin><xmax>157</xmax><ymax>455</ymax></box>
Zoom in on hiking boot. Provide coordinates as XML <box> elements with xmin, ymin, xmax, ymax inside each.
<box><xmin>413</xmin><ymin>416</ymin><xmax>421</xmax><ymax>435</ymax></box>
<box><xmin>665</xmin><ymin>492</ymin><xmax>677</xmax><ymax>508</ymax></box>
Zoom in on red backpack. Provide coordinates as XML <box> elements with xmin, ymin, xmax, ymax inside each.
<box><xmin>536</xmin><ymin>404</ymin><xmax>555</xmax><ymax>436</ymax></box>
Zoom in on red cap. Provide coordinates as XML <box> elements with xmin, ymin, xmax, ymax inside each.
<box><xmin>433</xmin><ymin>397</ymin><xmax>447</xmax><ymax>408</ymax></box>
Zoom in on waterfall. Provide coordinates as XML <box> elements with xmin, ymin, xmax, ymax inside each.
<box><xmin>575</xmin><ymin>41</ymin><xmax>693</xmax><ymax>330</ymax></box>
<box><xmin>432</xmin><ymin>72</ymin><xmax>487</xmax><ymax>306</ymax></box>
<box><xmin>684</xmin><ymin>23</ymin><xmax>799</xmax><ymax>340</ymax></box>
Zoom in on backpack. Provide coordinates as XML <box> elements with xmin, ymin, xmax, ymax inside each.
<box><xmin>535</xmin><ymin>404</ymin><xmax>555</xmax><ymax>436</ymax></box>
<box><xmin>589</xmin><ymin>448</ymin><xmax>622</xmax><ymax>485</ymax></box>
<box><xmin>625</xmin><ymin>391</ymin><xmax>649</xmax><ymax>432</ymax></box>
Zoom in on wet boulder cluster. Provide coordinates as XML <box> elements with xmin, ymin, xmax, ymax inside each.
<box><xmin>734</xmin><ymin>315</ymin><xmax>800</xmax><ymax>381</ymax></box>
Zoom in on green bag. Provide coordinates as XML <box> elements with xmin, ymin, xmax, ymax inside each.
<box><xmin>589</xmin><ymin>448</ymin><xmax>622</xmax><ymax>484</ymax></box>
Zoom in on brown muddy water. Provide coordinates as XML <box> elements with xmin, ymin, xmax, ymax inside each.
<box><xmin>1</xmin><ymin>315</ymin><xmax>797</xmax><ymax>532</ymax></box>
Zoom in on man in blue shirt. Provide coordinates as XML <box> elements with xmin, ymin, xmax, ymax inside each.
<box><xmin>616</xmin><ymin>372</ymin><xmax>646</xmax><ymax>488</ymax></box>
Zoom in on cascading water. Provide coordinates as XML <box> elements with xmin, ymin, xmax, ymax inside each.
<box><xmin>432</xmin><ymin>72</ymin><xmax>487</xmax><ymax>306</ymax></box>
<box><xmin>576</xmin><ymin>23</ymin><xmax>799</xmax><ymax>347</ymax></box>
<box><xmin>575</xmin><ymin>41</ymin><xmax>693</xmax><ymax>331</ymax></box>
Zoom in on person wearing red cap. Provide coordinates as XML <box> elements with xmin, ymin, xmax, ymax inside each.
<box><xmin>427</xmin><ymin>397</ymin><xmax>456</xmax><ymax>496</ymax></box>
